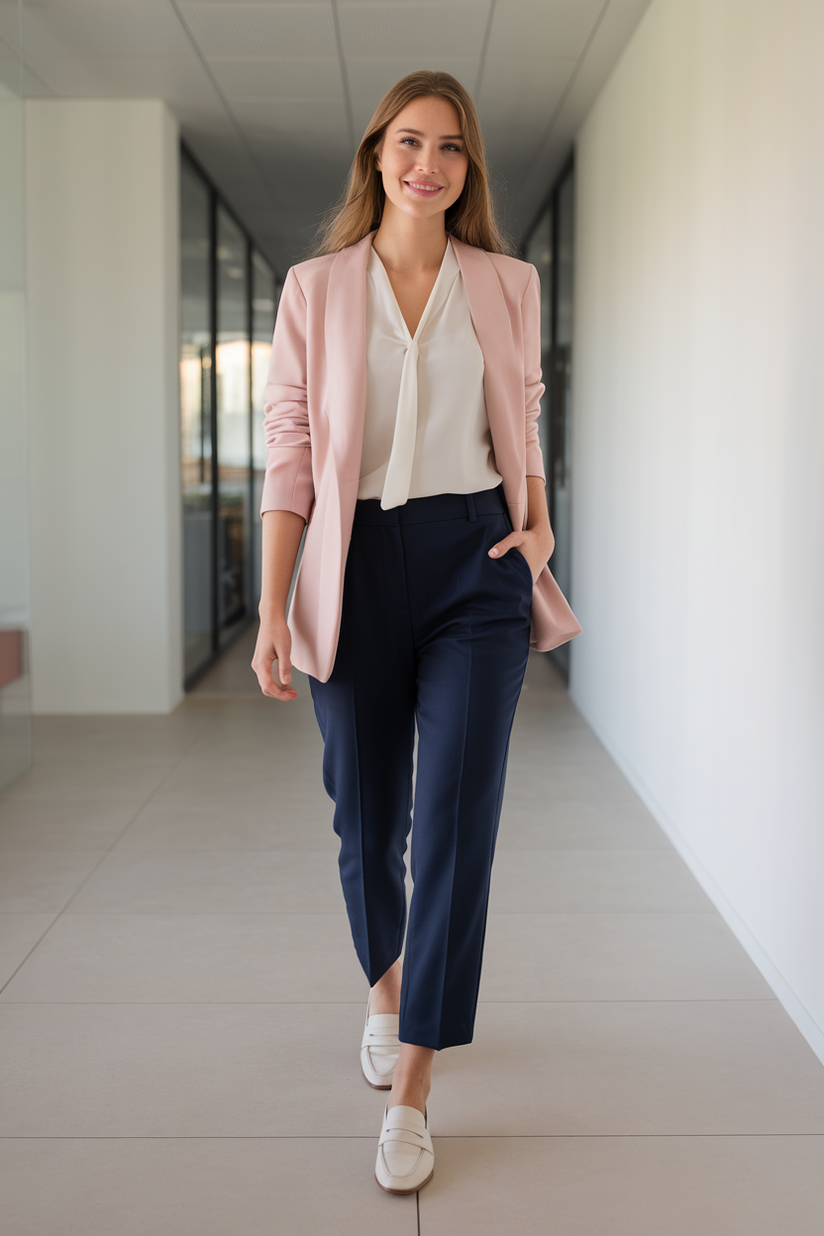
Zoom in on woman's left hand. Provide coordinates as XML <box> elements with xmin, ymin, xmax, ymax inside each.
<box><xmin>488</xmin><ymin>526</ymin><xmax>554</xmax><ymax>584</ymax></box>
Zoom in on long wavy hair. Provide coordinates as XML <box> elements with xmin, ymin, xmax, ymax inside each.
<box><xmin>312</xmin><ymin>70</ymin><xmax>511</xmax><ymax>256</ymax></box>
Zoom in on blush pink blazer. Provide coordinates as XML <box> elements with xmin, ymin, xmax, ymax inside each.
<box><xmin>261</xmin><ymin>230</ymin><xmax>582</xmax><ymax>682</ymax></box>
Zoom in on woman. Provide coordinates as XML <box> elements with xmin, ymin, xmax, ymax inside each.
<box><xmin>252</xmin><ymin>70</ymin><xmax>580</xmax><ymax>1194</ymax></box>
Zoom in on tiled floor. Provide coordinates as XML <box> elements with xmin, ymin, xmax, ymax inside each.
<box><xmin>2</xmin><ymin>629</ymin><xmax>823</xmax><ymax>1234</ymax></box>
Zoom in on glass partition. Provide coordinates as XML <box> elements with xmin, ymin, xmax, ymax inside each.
<box><xmin>550</xmin><ymin>170</ymin><xmax>575</xmax><ymax>627</ymax></box>
<box><xmin>215</xmin><ymin>206</ymin><xmax>250</xmax><ymax>642</ymax></box>
<box><xmin>0</xmin><ymin>11</ymin><xmax>32</xmax><ymax>789</ymax></box>
<box><xmin>180</xmin><ymin>160</ymin><xmax>213</xmax><ymax>680</ymax></box>
<box><xmin>523</xmin><ymin>161</ymin><xmax>575</xmax><ymax>680</ymax></box>
<box><xmin>180</xmin><ymin>149</ymin><xmax>280</xmax><ymax>685</ymax></box>
<box><xmin>525</xmin><ymin>207</ymin><xmax>553</xmax><ymax>474</ymax></box>
<box><xmin>251</xmin><ymin>250</ymin><xmax>278</xmax><ymax>605</ymax></box>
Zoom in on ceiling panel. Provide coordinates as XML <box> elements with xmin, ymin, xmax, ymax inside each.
<box><xmin>486</xmin><ymin>0</ymin><xmax>604</xmax><ymax>60</ymax></box>
<box><xmin>209</xmin><ymin>55</ymin><xmax>343</xmax><ymax>98</ymax></box>
<box><xmin>179</xmin><ymin>3</ymin><xmax>338</xmax><ymax>58</ymax></box>
<box><xmin>338</xmin><ymin>5</ymin><xmax>487</xmax><ymax>60</ymax></box>
<box><xmin>0</xmin><ymin>3</ymin><xmax>21</xmax><ymax>53</ymax></box>
<box><xmin>337</xmin><ymin>0</ymin><xmax>482</xmax><ymax>6</ymax></box>
<box><xmin>35</xmin><ymin>56</ymin><xmax>218</xmax><ymax>100</ymax></box>
<box><xmin>232</xmin><ymin>95</ymin><xmax>349</xmax><ymax>136</ymax></box>
<box><xmin>0</xmin><ymin>55</ymin><xmax>52</xmax><ymax>96</ymax></box>
<box><xmin>23</xmin><ymin>4</ymin><xmax>191</xmax><ymax>59</ymax></box>
<box><xmin>477</xmin><ymin>58</ymin><xmax>571</xmax><ymax>124</ymax></box>
<box><xmin>347</xmin><ymin>56</ymin><xmax>481</xmax><ymax>133</ymax></box>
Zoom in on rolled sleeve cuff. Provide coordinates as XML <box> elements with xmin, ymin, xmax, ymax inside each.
<box><xmin>259</xmin><ymin>446</ymin><xmax>314</xmax><ymax>522</ymax></box>
<box><xmin>525</xmin><ymin>443</ymin><xmax>546</xmax><ymax>483</ymax></box>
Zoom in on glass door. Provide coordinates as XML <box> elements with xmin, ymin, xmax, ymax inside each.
<box><xmin>180</xmin><ymin>149</ymin><xmax>281</xmax><ymax>686</ymax></box>
<box><xmin>251</xmin><ymin>251</ymin><xmax>278</xmax><ymax>608</ymax></box>
<box><xmin>523</xmin><ymin>161</ymin><xmax>576</xmax><ymax>681</ymax></box>
<box><xmin>180</xmin><ymin>161</ymin><xmax>213</xmax><ymax>680</ymax></box>
<box><xmin>215</xmin><ymin>206</ymin><xmax>251</xmax><ymax>644</ymax></box>
<box><xmin>549</xmin><ymin>168</ymin><xmax>575</xmax><ymax>675</ymax></box>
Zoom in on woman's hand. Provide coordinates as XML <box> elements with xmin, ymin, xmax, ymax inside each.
<box><xmin>488</xmin><ymin>476</ymin><xmax>555</xmax><ymax>583</ymax></box>
<box><xmin>488</xmin><ymin>526</ymin><xmax>553</xmax><ymax>583</ymax></box>
<box><xmin>252</xmin><ymin>509</ymin><xmax>306</xmax><ymax>701</ymax></box>
<box><xmin>252</xmin><ymin>613</ymin><xmax>298</xmax><ymax>701</ymax></box>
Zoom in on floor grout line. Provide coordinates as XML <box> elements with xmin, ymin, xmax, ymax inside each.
<box><xmin>2</xmin><ymin>1132</ymin><xmax>823</xmax><ymax>1140</ymax></box>
<box><xmin>0</xmin><ymin>712</ymin><xmax>218</xmax><ymax>999</ymax></box>
<box><xmin>0</xmin><ymin>998</ymin><xmax>782</xmax><ymax>1005</ymax></box>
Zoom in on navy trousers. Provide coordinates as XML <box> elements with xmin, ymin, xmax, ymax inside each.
<box><xmin>308</xmin><ymin>486</ymin><xmax>532</xmax><ymax>1050</ymax></box>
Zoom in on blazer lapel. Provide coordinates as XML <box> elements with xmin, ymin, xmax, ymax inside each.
<box><xmin>450</xmin><ymin>238</ymin><xmax>526</xmax><ymax>513</ymax></box>
<box><xmin>323</xmin><ymin>231</ymin><xmax>375</xmax><ymax>481</ymax></box>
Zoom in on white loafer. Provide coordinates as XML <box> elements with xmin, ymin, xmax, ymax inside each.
<box><xmin>360</xmin><ymin>989</ymin><xmax>400</xmax><ymax>1090</ymax></box>
<box><xmin>375</xmin><ymin>1104</ymin><xmax>434</xmax><ymax>1194</ymax></box>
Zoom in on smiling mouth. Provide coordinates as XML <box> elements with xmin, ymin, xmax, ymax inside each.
<box><xmin>405</xmin><ymin>181</ymin><xmax>443</xmax><ymax>192</ymax></box>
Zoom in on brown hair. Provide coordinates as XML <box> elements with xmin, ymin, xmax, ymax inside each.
<box><xmin>312</xmin><ymin>70</ymin><xmax>512</xmax><ymax>256</ymax></box>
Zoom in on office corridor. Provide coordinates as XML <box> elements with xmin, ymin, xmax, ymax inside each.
<box><xmin>1</xmin><ymin>632</ymin><xmax>823</xmax><ymax>1234</ymax></box>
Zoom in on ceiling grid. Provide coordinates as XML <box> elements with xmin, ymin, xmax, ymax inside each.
<box><xmin>3</xmin><ymin>0</ymin><xmax>654</xmax><ymax>270</ymax></box>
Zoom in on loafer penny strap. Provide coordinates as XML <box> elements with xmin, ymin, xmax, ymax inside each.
<box><xmin>379</xmin><ymin>1125</ymin><xmax>432</xmax><ymax>1153</ymax></box>
<box><xmin>361</xmin><ymin>1015</ymin><xmax>399</xmax><ymax>1051</ymax></box>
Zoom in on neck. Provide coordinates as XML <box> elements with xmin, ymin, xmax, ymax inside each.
<box><xmin>372</xmin><ymin>202</ymin><xmax>448</xmax><ymax>273</ymax></box>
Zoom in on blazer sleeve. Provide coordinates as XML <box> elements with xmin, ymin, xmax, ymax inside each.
<box><xmin>522</xmin><ymin>264</ymin><xmax>547</xmax><ymax>481</ymax></box>
<box><xmin>259</xmin><ymin>266</ymin><xmax>315</xmax><ymax>522</ymax></box>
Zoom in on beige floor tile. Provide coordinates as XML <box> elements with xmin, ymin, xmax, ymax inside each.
<box><xmin>1</xmin><ymin>912</ymin><xmax>363</xmax><ymax>1002</ymax></box>
<box><xmin>18</xmin><ymin>740</ymin><xmax>191</xmax><ymax>767</ymax></box>
<box><xmin>187</xmin><ymin>740</ymin><xmax>323</xmax><ymax>771</ymax></box>
<box><xmin>433</xmin><ymin>1000</ymin><xmax>824</xmax><ymax>1135</ymax></box>
<box><xmin>0</xmin><ymin>851</ymin><xmax>106</xmax><ymax>912</ymax></box>
<box><xmin>488</xmin><ymin>849</ymin><xmax>713</xmax><ymax>912</ymax></box>
<box><xmin>0</xmin><ymin>914</ymin><xmax>54</xmax><ymax>986</ymax></box>
<box><xmin>156</xmin><ymin>759</ymin><xmax>323</xmax><ymax>802</ymax></box>
<box><xmin>187</xmin><ymin>741</ymin><xmax>323</xmax><ymax>772</ymax></box>
<box><xmin>26</xmin><ymin>724</ymin><xmax>208</xmax><ymax>767</ymax></box>
<box><xmin>114</xmin><ymin>799</ymin><xmax>336</xmax><ymax>851</ymax></box>
<box><xmin>419</xmin><ymin>1135</ymin><xmax>824</xmax><ymax>1236</ymax></box>
<box><xmin>0</xmin><ymin>800</ymin><xmax>138</xmax><ymax>850</ymax></box>
<box><xmin>0</xmin><ymin>1002</ymin><xmax>381</xmax><ymax>1136</ymax></box>
<box><xmin>480</xmin><ymin>913</ymin><xmax>774</xmax><ymax>1001</ymax></box>
<box><xmin>0</xmin><ymin>1137</ymin><xmax>417</xmax><ymax>1236</ymax></box>
<box><xmin>66</xmin><ymin>850</ymin><xmax>344</xmax><ymax>913</ymax></box>
<box><xmin>150</xmin><ymin>755</ymin><xmax>324</xmax><ymax>806</ymax></box>
<box><xmin>1</xmin><ymin>760</ymin><xmax>176</xmax><ymax>803</ymax></box>
<box><xmin>148</xmin><ymin>785</ymin><xmax>327</xmax><ymax>815</ymax></box>
<box><xmin>496</xmin><ymin>798</ymin><xmax>672</xmax><ymax>849</ymax></box>
<box><xmin>502</xmin><ymin>765</ymin><xmax>649</xmax><ymax>806</ymax></box>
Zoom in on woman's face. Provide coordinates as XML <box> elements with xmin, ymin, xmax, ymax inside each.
<box><xmin>375</xmin><ymin>96</ymin><xmax>469</xmax><ymax>221</ymax></box>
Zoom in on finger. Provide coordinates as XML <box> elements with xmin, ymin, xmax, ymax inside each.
<box><xmin>488</xmin><ymin>533</ymin><xmax>520</xmax><ymax>559</ymax></box>
<box><xmin>251</xmin><ymin>654</ymin><xmax>297</xmax><ymax>701</ymax></box>
<box><xmin>276</xmin><ymin>653</ymin><xmax>293</xmax><ymax>687</ymax></box>
<box><xmin>262</xmin><ymin>671</ymin><xmax>298</xmax><ymax>702</ymax></box>
<box><xmin>270</xmin><ymin>683</ymin><xmax>298</xmax><ymax>701</ymax></box>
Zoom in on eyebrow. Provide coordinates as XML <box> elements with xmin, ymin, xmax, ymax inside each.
<box><xmin>395</xmin><ymin>127</ymin><xmax>464</xmax><ymax>140</ymax></box>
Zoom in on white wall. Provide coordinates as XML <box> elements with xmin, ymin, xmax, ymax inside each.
<box><xmin>26</xmin><ymin>100</ymin><xmax>182</xmax><ymax>713</ymax></box>
<box><xmin>571</xmin><ymin>0</ymin><xmax>824</xmax><ymax>1061</ymax></box>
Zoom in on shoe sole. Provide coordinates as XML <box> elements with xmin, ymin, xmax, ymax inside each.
<box><xmin>363</xmin><ymin>1073</ymin><xmax>393</xmax><ymax>1090</ymax></box>
<box><xmin>375</xmin><ymin>1167</ymin><xmax>434</xmax><ymax>1195</ymax></box>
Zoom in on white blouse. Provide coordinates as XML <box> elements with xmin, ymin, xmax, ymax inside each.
<box><xmin>358</xmin><ymin>236</ymin><xmax>503</xmax><ymax>509</ymax></box>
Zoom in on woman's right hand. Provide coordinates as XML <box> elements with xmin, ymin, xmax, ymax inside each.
<box><xmin>252</xmin><ymin>614</ymin><xmax>298</xmax><ymax>701</ymax></box>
